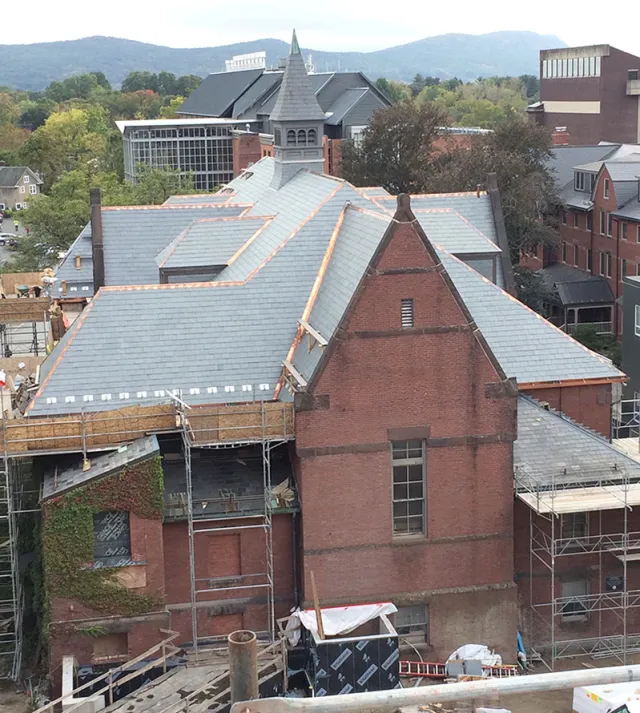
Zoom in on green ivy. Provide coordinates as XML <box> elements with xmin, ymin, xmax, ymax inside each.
<box><xmin>42</xmin><ymin>457</ymin><xmax>164</xmax><ymax>627</ymax></box>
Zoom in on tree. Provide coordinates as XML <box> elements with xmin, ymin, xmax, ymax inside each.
<box><xmin>512</xmin><ymin>265</ymin><xmax>554</xmax><ymax>313</ymax></box>
<box><xmin>18</xmin><ymin>99</ymin><xmax>56</xmax><ymax>130</ymax></box>
<box><xmin>571</xmin><ymin>325</ymin><xmax>621</xmax><ymax>366</ymax></box>
<box><xmin>428</xmin><ymin>114</ymin><xmax>558</xmax><ymax>262</ymax></box>
<box><xmin>375</xmin><ymin>78</ymin><xmax>411</xmax><ymax>104</ymax></box>
<box><xmin>519</xmin><ymin>74</ymin><xmax>540</xmax><ymax>100</ymax></box>
<box><xmin>160</xmin><ymin>96</ymin><xmax>186</xmax><ymax>119</ymax></box>
<box><xmin>90</xmin><ymin>71</ymin><xmax>111</xmax><ymax>91</ymax></box>
<box><xmin>121</xmin><ymin>71</ymin><xmax>160</xmax><ymax>93</ymax></box>
<box><xmin>44</xmin><ymin>74</ymin><xmax>101</xmax><ymax>102</ymax></box>
<box><xmin>340</xmin><ymin>101</ymin><xmax>448</xmax><ymax>194</ymax></box>
<box><xmin>20</xmin><ymin>108</ymin><xmax>109</xmax><ymax>189</ymax></box>
<box><xmin>157</xmin><ymin>71</ymin><xmax>177</xmax><ymax>96</ymax></box>
<box><xmin>175</xmin><ymin>75</ymin><xmax>202</xmax><ymax>97</ymax></box>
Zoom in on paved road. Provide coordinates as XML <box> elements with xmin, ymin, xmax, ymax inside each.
<box><xmin>0</xmin><ymin>216</ymin><xmax>26</xmax><ymax>267</ymax></box>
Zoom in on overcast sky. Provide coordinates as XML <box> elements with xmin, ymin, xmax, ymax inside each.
<box><xmin>6</xmin><ymin>0</ymin><xmax>640</xmax><ymax>56</ymax></box>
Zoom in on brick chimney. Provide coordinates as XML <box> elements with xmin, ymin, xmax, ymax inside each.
<box><xmin>552</xmin><ymin>127</ymin><xmax>570</xmax><ymax>146</ymax></box>
<box><xmin>90</xmin><ymin>188</ymin><xmax>105</xmax><ymax>292</ymax></box>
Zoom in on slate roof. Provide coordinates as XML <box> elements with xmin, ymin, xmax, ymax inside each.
<box><xmin>547</xmin><ymin>145</ymin><xmax>620</xmax><ymax>188</ymax></box>
<box><xmin>163</xmin><ymin>194</ymin><xmax>234</xmax><ymax>206</ymax></box>
<box><xmin>34</xmin><ymin>157</ymin><xmax>624</xmax><ymax>416</ymax></box>
<box><xmin>0</xmin><ymin>166</ymin><xmax>41</xmax><ymax>187</ymax></box>
<box><xmin>613</xmin><ymin>199</ymin><xmax>640</xmax><ymax>221</ymax></box>
<box><xmin>436</xmin><ymin>250</ymin><xmax>622</xmax><ymax>385</ymax></box>
<box><xmin>178</xmin><ymin>68</ymin><xmax>264</xmax><ymax>117</ymax></box>
<box><xmin>42</xmin><ymin>435</ymin><xmax>159</xmax><ymax>499</ymax></box>
<box><xmin>540</xmin><ymin>263</ymin><xmax>614</xmax><ymax>306</ymax></box>
<box><xmin>270</xmin><ymin>31</ymin><xmax>326</xmax><ymax>123</ymax></box>
<box><xmin>325</xmin><ymin>88</ymin><xmax>369</xmax><ymax>126</ymax></box>
<box><xmin>55</xmin><ymin>204</ymin><xmax>249</xmax><ymax>297</ymax></box>
<box><xmin>414</xmin><ymin>209</ymin><xmax>501</xmax><ymax>256</ymax></box>
<box><xmin>515</xmin><ymin>396</ymin><xmax>640</xmax><ymax>489</ymax></box>
<box><xmin>232</xmin><ymin>72</ymin><xmax>283</xmax><ymax>119</ymax></box>
<box><xmin>559</xmin><ymin>183</ymin><xmax>593</xmax><ymax>210</ymax></box>
<box><xmin>156</xmin><ymin>217</ymin><xmax>271</xmax><ymax>269</ymax></box>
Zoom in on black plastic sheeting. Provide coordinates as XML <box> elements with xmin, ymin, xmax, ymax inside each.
<box><xmin>306</xmin><ymin>634</ymin><xmax>400</xmax><ymax>696</ymax></box>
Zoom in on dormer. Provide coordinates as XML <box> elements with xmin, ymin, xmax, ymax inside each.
<box><xmin>574</xmin><ymin>170</ymin><xmax>597</xmax><ymax>193</ymax></box>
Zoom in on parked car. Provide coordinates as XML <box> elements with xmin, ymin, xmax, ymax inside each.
<box><xmin>0</xmin><ymin>232</ymin><xmax>17</xmax><ymax>246</ymax></box>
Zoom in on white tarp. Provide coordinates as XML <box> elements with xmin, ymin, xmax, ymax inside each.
<box><xmin>447</xmin><ymin>644</ymin><xmax>502</xmax><ymax>667</ymax></box>
<box><xmin>285</xmin><ymin>602</ymin><xmax>397</xmax><ymax>646</ymax></box>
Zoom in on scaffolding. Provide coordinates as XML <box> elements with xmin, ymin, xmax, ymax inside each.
<box><xmin>515</xmin><ymin>458</ymin><xmax>640</xmax><ymax>667</ymax></box>
<box><xmin>0</xmin><ymin>395</ymin><xmax>294</xmax><ymax>679</ymax></box>
<box><xmin>179</xmin><ymin>401</ymin><xmax>294</xmax><ymax>659</ymax></box>
<box><xmin>0</xmin><ymin>296</ymin><xmax>51</xmax><ymax>358</ymax></box>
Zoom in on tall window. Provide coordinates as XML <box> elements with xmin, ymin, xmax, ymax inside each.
<box><xmin>587</xmin><ymin>248</ymin><xmax>593</xmax><ymax>271</ymax></box>
<box><xmin>637</xmin><ymin>224</ymin><xmax>640</xmax><ymax>243</ymax></box>
<box><xmin>622</xmin><ymin>258</ymin><xmax>628</xmax><ymax>277</ymax></box>
<box><xmin>561</xmin><ymin>209</ymin><xmax>567</xmax><ymax>225</ymax></box>
<box><xmin>622</xmin><ymin>223</ymin><xmax>628</xmax><ymax>240</ymax></box>
<box><xmin>607</xmin><ymin>253</ymin><xmax>613</xmax><ymax>278</ymax></box>
<box><xmin>635</xmin><ymin>305</ymin><xmax>640</xmax><ymax>337</ymax></box>
<box><xmin>307</xmin><ymin>128</ymin><xmax>317</xmax><ymax>145</ymax></box>
<box><xmin>604</xmin><ymin>179</ymin><xmax>610</xmax><ymax>199</ymax></box>
<box><xmin>561</xmin><ymin>512</ymin><xmax>588</xmax><ymax>540</ymax></box>
<box><xmin>573</xmin><ymin>212</ymin><xmax>579</xmax><ymax>228</ymax></box>
<box><xmin>562</xmin><ymin>242</ymin><xmax>567</xmax><ymax>262</ymax></box>
<box><xmin>392</xmin><ymin>440</ymin><xmax>425</xmax><ymax>536</ymax></box>
<box><xmin>600</xmin><ymin>210</ymin><xmax>606</xmax><ymax>235</ymax></box>
<box><xmin>607</xmin><ymin>213</ymin><xmax>613</xmax><ymax>237</ymax></box>
<box><xmin>587</xmin><ymin>212</ymin><xmax>593</xmax><ymax>231</ymax></box>
<box><xmin>297</xmin><ymin>129</ymin><xmax>307</xmax><ymax>146</ymax></box>
<box><xmin>574</xmin><ymin>244</ymin><xmax>579</xmax><ymax>266</ymax></box>
<box><xmin>562</xmin><ymin>579</ymin><xmax>589</xmax><ymax>621</ymax></box>
<box><xmin>286</xmin><ymin>130</ymin><xmax>296</xmax><ymax>146</ymax></box>
<box><xmin>599</xmin><ymin>252</ymin><xmax>606</xmax><ymax>276</ymax></box>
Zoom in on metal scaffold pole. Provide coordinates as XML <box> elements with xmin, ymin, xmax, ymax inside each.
<box><xmin>261</xmin><ymin>402</ymin><xmax>275</xmax><ymax>641</ymax></box>
<box><xmin>0</xmin><ymin>394</ymin><xmax>21</xmax><ymax>680</ymax></box>
<box><xmin>181</xmin><ymin>406</ymin><xmax>199</xmax><ymax>658</ymax></box>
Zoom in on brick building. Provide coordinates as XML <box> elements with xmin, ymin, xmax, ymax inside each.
<box><xmin>525</xmin><ymin>143</ymin><xmax>640</xmax><ymax>338</ymax></box>
<box><xmin>528</xmin><ymin>44</ymin><xmax>640</xmax><ymax>145</ymax></box>
<box><xmin>9</xmin><ymin>32</ymin><xmax>640</xmax><ymax>693</ymax></box>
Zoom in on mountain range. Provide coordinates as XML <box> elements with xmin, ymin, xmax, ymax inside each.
<box><xmin>0</xmin><ymin>31</ymin><xmax>565</xmax><ymax>91</ymax></box>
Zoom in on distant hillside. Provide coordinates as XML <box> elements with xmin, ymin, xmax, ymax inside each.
<box><xmin>0</xmin><ymin>31</ymin><xmax>565</xmax><ymax>90</ymax></box>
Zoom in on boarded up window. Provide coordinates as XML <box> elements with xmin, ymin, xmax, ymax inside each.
<box><xmin>93</xmin><ymin>511</ymin><xmax>132</xmax><ymax>567</ymax></box>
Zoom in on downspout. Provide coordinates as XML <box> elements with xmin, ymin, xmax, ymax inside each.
<box><xmin>615</xmin><ymin>217</ymin><xmax>621</xmax><ymax>338</ymax></box>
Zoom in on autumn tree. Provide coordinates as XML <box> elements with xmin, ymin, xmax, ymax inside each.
<box><xmin>341</xmin><ymin>100</ymin><xmax>448</xmax><ymax>194</ymax></box>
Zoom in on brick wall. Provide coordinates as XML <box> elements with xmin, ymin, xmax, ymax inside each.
<box><xmin>162</xmin><ymin>514</ymin><xmax>295</xmax><ymax>641</ymax></box>
<box><xmin>522</xmin><ymin>383</ymin><xmax>612</xmax><ymax>438</ymax></box>
<box><xmin>295</xmin><ymin>215</ymin><xmax>518</xmax><ymax>659</ymax></box>
<box><xmin>233</xmin><ymin>133</ymin><xmax>262</xmax><ymax>176</ymax></box>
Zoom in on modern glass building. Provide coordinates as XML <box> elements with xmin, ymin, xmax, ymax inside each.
<box><xmin>117</xmin><ymin>118</ymin><xmax>259</xmax><ymax>190</ymax></box>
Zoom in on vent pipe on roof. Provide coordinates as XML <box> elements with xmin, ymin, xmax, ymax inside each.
<box><xmin>90</xmin><ymin>188</ymin><xmax>105</xmax><ymax>292</ymax></box>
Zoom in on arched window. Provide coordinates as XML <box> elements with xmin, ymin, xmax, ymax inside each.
<box><xmin>307</xmin><ymin>128</ymin><xmax>317</xmax><ymax>145</ymax></box>
<box><xmin>297</xmin><ymin>129</ymin><xmax>307</xmax><ymax>146</ymax></box>
<box><xmin>287</xmin><ymin>130</ymin><xmax>296</xmax><ymax>146</ymax></box>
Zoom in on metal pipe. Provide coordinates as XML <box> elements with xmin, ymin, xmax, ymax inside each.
<box><xmin>229</xmin><ymin>630</ymin><xmax>259</xmax><ymax>705</ymax></box>
<box><xmin>231</xmin><ymin>664</ymin><xmax>640</xmax><ymax>713</ymax></box>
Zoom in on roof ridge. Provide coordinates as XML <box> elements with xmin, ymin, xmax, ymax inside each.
<box><xmin>102</xmin><ymin>203</ymin><xmax>252</xmax><ymax>212</ymax></box>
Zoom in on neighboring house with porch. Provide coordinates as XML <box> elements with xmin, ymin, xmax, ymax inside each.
<box><xmin>0</xmin><ymin>166</ymin><xmax>42</xmax><ymax>210</ymax></box>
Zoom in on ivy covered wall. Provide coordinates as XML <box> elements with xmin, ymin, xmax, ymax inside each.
<box><xmin>42</xmin><ymin>456</ymin><xmax>164</xmax><ymax>622</ymax></box>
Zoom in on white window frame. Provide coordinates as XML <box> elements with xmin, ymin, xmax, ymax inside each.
<box><xmin>401</xmin><ymin>298</ymin><xmax>414</xmax><ymax>328</ymax></box>
<box><xmin>392</xmin><ymin>440</ymin><xmax>426</xmax><ymax>537</ymax></box>
<box><xmin>29</xmin><ymin>184</ymin><xmax>37</xmax><ymax>195</ymax></box>
<box><xmin>600</xmin><ymin>210</ymin><xmax>606</xmax><ymax>235</ymax></box>
<box><xmin>604</xmin><ymin>179</ymin><xmax>610</xmax><ymax>199</ymax></box>
<box><xmin>395</xmin><ymin>604</ymin><xmax>428</xmax><ymax>639</ymax></box>
<box><xmin>606</xmin><ymin>252</ymin><xmax>613</xmax><ymax>278</ymax></box>
<box><xmin>19</xmin><ymin>185</ymin><xmax>25</xmax><ymax>194</ymax></box>
<box><xmin>635</xmin><ymin>304</ymin><xmax>640</xmax><ymax>337</ymax></box>
<box><xmin>23</xmin><ymin>175</ymin><xmax>29</xmax><ymax>184</ymax></box>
